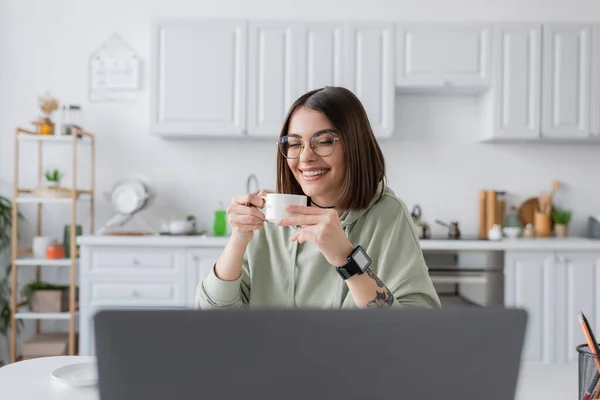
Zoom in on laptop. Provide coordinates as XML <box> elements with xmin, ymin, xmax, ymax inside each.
<box><xmin>94</xmin><ymin>307</ymin><xmax>527</xmax><ymax>400</ymax></box>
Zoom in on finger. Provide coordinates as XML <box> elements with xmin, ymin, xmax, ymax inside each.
<box><xmin>228</xmin><ymin>203</ymin><xmax>265</xmax><ymax>220</ymax></box>
<box><xmin>230</xmin><ymin>214</ymin><xmax>265</xmax><ymax>225</ymax></box>
<box><xmin>277</xmin><ymin>215</ymin><xmax>323</xmax><ymax>227</ymax></box>
<box><xmin>285</xmin><ymin>205</ymin><xmax>328</xmax><ymax>215</ymax></box>
<box><xmin>234</xmin><ymin>193</ymin><xmax>265</xmax><ymax>208</ymax></box>
<box><xmin>290</xmin><ymin>228</ymin><xmax>315</xmax><ymax>243</ymax></box>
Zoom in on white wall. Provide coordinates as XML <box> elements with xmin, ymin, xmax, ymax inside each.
<box><xmin>1</xmin><ymin>0</ymin><xmax>600</xmax><ymax>360</ymax></box>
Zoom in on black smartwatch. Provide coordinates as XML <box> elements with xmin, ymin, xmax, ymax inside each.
<box><xmin>336</xmin><ymin>246</ymin><xmax>372</xmax><ymax>280</ymax></box>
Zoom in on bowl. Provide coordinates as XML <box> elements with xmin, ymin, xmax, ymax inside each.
<box><xmin>503</xmin><ymin>226</ymin><xmax>521</xmax><ymax>239</ymax></box>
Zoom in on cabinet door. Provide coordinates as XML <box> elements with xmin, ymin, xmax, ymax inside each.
<box><xmin>345</xmin><ymin>22</ymin><xmax>395</xmax><ymax>138</ymax></box>
<box><xmin>590</xmin><ymin>25</ymin><xmax>600</xmax><ymax>136</ymax></box>
<box><xmin>490</xmin><ymin>24</ymin><xmax>542</xmax><ymax>140</ymax></box>
<box><xmin>186</xmin><ymin>249</ymin><xmax>223</xmax><ymax>307</ymax></box>
<box><xmin>247</xmin><ymin>21</ymin><xmax>298</xmax><ymax>137</ymax></box>
<box><xmin>151</xmin><ymin>20</ymin><xmax>247</xmax><ymax>137</ymax></box>
<box><xmin>295</xmin><ymin>22</ymin><xmax>345</xmax><ymax>96</ymax></box>
<box><xmin>554</xmin><ymin>252</ymin><xmax>600</xmax><ymax>363</ymax></box>
<box><xmin>396</xmin><ymin>23</ymin><xmax>491</xmax><ymax>90</ymax></box>
<box><xmin>542</xmin><ymin>23</ymin><xmax>592</xmax><ymax>139</ymax></box>
<box><xmin>504</xmin><ymin>251</ymin><xmax>556</xmax><ymax>364</ymax></box>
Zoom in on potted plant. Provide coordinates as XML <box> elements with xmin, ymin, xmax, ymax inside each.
<box><xmin>21</xmin><ymin>281</ymin><xmax>76</xmax><ymax>313</ymax></box>
<box><xmin>44</xmin><ymin>168</ymin><xmax>63</xmax><ymax>189</ymax></box>
<box><xmin>551</xmin><ymin>208</ymin><xmax>572</xmax><ymax>238</ymax></box>
<box><xmin>0</xmin><ymin>195</ymin><xmax>24</xmax><ymax>366</ymax></box>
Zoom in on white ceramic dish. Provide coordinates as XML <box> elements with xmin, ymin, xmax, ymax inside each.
<box><xmin>51</xmin><ymin>362</ymin><xmax>97</xmax><ymax>387</ymax></box>
<box><xmin>503</xmin><ymin>227</ymin><xmax>522</xmax><ymax>239</ymax></box>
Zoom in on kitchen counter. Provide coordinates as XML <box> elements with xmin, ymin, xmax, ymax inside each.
<box><xmin>77</xmin><ymin>234</ymin><xmax>600</xmax><ymax>251</ymax></box>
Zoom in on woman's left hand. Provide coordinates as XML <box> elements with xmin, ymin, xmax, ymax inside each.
<box><xmin>277</xmin><ymin>205</ymin><xmax>354</xmax><ymax>267</ymax></box>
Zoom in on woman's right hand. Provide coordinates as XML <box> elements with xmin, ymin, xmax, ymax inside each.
<box><xmin>227</xmin><ymin>189</ymin><xmax>267</xmax><ymax>244</ymax></box>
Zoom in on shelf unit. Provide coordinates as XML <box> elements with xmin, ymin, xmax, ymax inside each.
<box><xmin>9</xmin><ymin>127</ymin><xmax>95</xmax><ymax>363</ymax></box>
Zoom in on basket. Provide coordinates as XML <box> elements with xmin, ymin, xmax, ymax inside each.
<box><xmin>577</xmin><ymin>344</ymin><xmax>600</xmax><ymax>399</ymax></box>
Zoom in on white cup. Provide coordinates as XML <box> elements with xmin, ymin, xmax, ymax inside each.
<box><xmin>260</xmin><ymin>194</ymin><xmax>307</xmax><ymax>222</ymax></box>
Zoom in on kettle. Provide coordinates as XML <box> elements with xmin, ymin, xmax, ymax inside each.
<box><xmin>435</xmin><ymin>220</ymin><xmax>461</xmax><ymax>239</ymax></box>
<box><xmin>411</xmin><ymin>205</ymin><xmax>431</xmax><ymax>239</ymax></box>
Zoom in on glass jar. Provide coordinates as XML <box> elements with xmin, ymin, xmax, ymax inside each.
<box><xmin>503</xmin><ymin>205</ymin><xmax>520</xmax><ymax>228</ymax></box>
<box><xmin>61</xmin><ymin>105</ymin><xmax>82</xmax><ymax>136</ymax></box>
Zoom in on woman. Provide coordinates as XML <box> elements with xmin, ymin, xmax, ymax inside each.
<box><xmin>196</xmin><ymin>86</ymin><xmax>440</xmax><ymax>309</ymax></box>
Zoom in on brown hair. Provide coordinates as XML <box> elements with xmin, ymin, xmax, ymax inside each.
<box><xmin>276</xmin><ymin>86</ymin><xmax>387</xmax><ymax>210</ymax></box>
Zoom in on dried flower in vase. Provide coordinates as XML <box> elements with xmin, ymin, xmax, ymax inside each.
<box><xmin>39</xmin><ymin>92</ymin><xmax>59</xmax><ymax>117</ymax></box>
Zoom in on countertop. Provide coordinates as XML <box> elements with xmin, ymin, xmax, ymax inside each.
<box><xmin>77</xmin><ymin>234</ymin><xmax>600</xmax><ymax>251</ymax></box>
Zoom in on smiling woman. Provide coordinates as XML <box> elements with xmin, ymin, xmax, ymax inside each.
<box><xmin>196</xmin><ymin>86</ymin><xmax>441</xmax><ymax>310</ymax></box>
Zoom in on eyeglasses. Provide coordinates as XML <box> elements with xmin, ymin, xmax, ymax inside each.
<box><xmin>277</xmin><ymin>131</ymin><xmax>340</xmax><ymax>159</ymax></box>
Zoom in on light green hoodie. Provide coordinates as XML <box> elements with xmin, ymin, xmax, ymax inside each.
<box><xmin>195</xmin><ymin>186</ymin><xmax>441</xmax><ymax>309</ymax></box>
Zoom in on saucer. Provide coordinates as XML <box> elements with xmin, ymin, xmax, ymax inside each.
<box><xmin>51</xmin><ymin>362</ymin><xmax>97</xmax><ymax>387</ymax></box>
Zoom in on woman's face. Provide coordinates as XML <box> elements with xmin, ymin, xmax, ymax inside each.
<box><xmin>285</xmin><ymin>106</ymin><xmax>345</xmax><ymax>206</ymax></box>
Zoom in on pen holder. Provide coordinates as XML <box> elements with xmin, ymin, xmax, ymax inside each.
<box><xmin>577</xmin><ymin>344</ymin><xmax>600</xmax><ymax>399</ymax></box>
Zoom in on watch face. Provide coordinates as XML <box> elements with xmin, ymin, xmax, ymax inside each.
<box><xmin>352</xmin><ymin>246</ymin><xmax>371</xmax><ymax>271</ymax></box>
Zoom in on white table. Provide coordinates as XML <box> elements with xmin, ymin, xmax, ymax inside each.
<box><xmin>0</xmin><ymin>355</ymin><xmax>579</xmax><ymax>400</ymax></box>
<box><xmin>515</xmin><ymin>361</ymin><xmax>579</xmax><ymax>400</ymax></box>
<box><xmin>0</xmin><ymin>356</ymin><xmax>98</xmax><ymax>400</ymax></box>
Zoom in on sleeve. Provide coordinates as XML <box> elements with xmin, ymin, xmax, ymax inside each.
<box><xmin>355</xmin><ymin>198</ymin><xmax>441</xmax><ymax>308</ymax></box>
<box><xmin>194</xmin><ymin>251</ymin><xmax>252</xmax><ymax>309</ymax></box>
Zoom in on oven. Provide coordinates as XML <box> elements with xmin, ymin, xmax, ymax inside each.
<box><xmin>423</xmin><ymin>249</ymin><xmax>504</xmax><ymax>308</ymax></box>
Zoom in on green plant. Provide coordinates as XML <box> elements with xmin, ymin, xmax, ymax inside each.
<box><xmin>20</xmin><ymin>281</ymin><xmax>70</xmax><ymax>307</ymax></box>
<box><xmin>0</xmin><ymin>195</ymin><xmax>24</xmax><ymax>362</ymax></box>
<box><xmin>186</xmin><ymin>215</ymin><xmax>196</xmax><ymax>222</ymax></box>
<box><xmin>551</xmin><ymin>208</ymin><xmax>572</xmax><ymax>225</ymax></box>
<box><xmin>43</xmin><ymin>168</ymin><xmax>63</xmax><ymax>183</ymax></box>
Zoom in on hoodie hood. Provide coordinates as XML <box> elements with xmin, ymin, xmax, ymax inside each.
<box><xmin>339</xmin><ymin>181</ymin><xmax>390</xmax><ymax>229</ymax></box>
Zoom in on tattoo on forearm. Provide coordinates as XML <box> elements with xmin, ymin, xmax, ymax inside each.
<box><xmin>366</xmin><ymin>269</ymin><xmax>395</xmax><ymax>308</ymax></box>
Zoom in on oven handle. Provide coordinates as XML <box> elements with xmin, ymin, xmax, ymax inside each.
<box><xmin>429</xmin><ymin>272</ymin><xmax>490</xmax><ymax>285</ymax></box>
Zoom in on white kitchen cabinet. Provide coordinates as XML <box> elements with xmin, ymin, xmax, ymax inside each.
<box><xmin>505</xmin><ymin>250</ymin><xmax>600</xmax><ymax>365</ymax></box>
<box><xmin>504</xmin><ymin>251</ymin><xmax>556</xmax><ymax>364</ymax></box>
<box><xmin>246</xmin><ymin>21</ymin><xmax>346</xmax><ymax>138</ymax></box>
<box><xmin>590</xmin><ymin>25</ymin><xmax>600</xmax><ymax>136</ymax></box>
<box><xmin>295</xmin><ymin>22</ymin><xmax>345</xmax><ymax>96</ymax></box>
<box><xmin>541</xmin><ymin>23</ymin><xmax>592</xmax><ymax>139</ymax></box>
<box><xmin>553</xmin><ymin>252</ymin><xmax>600</xmax><ymax>363</ymax></box>
<box><xmin>186</xmin><ymin>249</ymin><xmax>222</xmax><ymax>307</ymax></box>
<box><xmin>247</xmin><ymin>22</ymin><xmax>298</xmax><ymax>137</ymax></box>
<box><xmin>78</xmin><ymin>242</ymin><xmax>226</xmax><ymax>356</ymax></box>
<box><xmin>150</xmin><ymin>20</ymin><xmax>248</xmax><ymax>137</ymax></box>
<box><xmin>346</xmin><ymin>22</ymin><xmax>395</xmax><ymax>138</ymax></box>
<box><xmin>396</xmin><ymin>23</ymin><xmax>491</xmax><ymax>91</ymax></box>
<box><xmin>487</xmin><ymin>24</ymin><xmax>542</xmax><ymax>140</ymax></box>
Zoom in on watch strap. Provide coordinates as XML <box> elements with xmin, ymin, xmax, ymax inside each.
<box><xmin>336</xmin><ymin>258</ymin><xmax>362</xmax><ymax>280</ymax></box>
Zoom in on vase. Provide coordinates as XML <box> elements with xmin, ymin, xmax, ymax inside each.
<box><xmin>555</xmin><ymin>224</ymin><xmax>568</xmax><ymax>238</ymax></box>
<box><xmin>37</xmin><ymin>117</ymin><xmax>55</xmax><ymax>135</ymax></box>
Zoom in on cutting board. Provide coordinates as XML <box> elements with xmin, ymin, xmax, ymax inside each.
<box><xmin>518</xmin><ymin>197</ymin><xmax>540</xmax><ymax>227</ymax></box>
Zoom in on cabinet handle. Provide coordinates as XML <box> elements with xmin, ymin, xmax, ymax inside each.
<box><xmin>192</xmin><ymin>255</ymin><xmax>199</xmax><ymax>262</ymax></box>
<box><xmin>131</xmin><ymin>290</ymin><xmax>140</xmax><ymax>297</ymax></box>
<box><xmin>132</xmin><ymin>258</ymin><xmax>140</xmax><ymax>265</ymax></box>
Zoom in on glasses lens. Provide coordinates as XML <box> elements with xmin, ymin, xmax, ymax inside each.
<box><xmin>279</xmin><ymin>136</ymin><xmax>302</xmax><ymax>158</ymax></box>
<box><xmin>311</xmin><ymin>132</ymin><xmax>337</xmax><ymax>157</ymax></box>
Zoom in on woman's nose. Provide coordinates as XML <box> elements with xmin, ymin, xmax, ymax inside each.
<box><xmin>299</xmin><ymin>144</ymin><xmax>318</xmax><ymax>162</ymax></box>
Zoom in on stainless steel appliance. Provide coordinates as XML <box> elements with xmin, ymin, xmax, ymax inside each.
<box><xmin>424</xmin><ymin>247</ymin><xmax>504</xmax><ymax>308</ymax></box>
